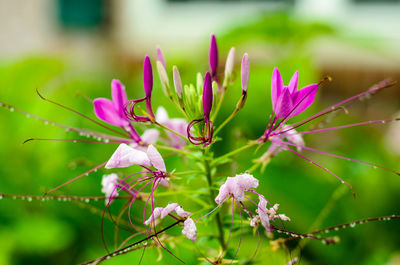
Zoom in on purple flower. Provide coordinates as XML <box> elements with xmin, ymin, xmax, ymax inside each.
<box><xmin>93</xmin><ymin>79</ymin><xmax>129</xmax><ymax>127</ymax></box>
<box><xmin>127</xmin><ymin>55</ymin><xmax>156</xmax><ymax>123</ymax></box>
<box><xmin>203</xmin><ymin>72</ymin><xmax>213</xmax><ymax>118</ymax></box>
<box><xmin>187</xmin><ymin>72</ymin><xmax>214</xmax><ymax>146</ymax></box>
<box><xmin>209</xmin><ymin>34</ymin><xmax>218</xmax><ymax>79</ymax></box>
<box><xmin>93</xmin><ymin>79</ymin><xmax>142</xmax><ymax>142</ymax></box>
<box><xmin>241</xmin><ymin>53</ymin><xmax>250</xmax><ymax>93</ymax></box>
<box><xmin>271</xmin><ymin>68</ymin><xmax>318</xmax><ymax>119</ymax></box>
<box><xmin>182</xmin><ymin>217</ymin><xmax>197</xmax><ymax>242</ymax></box>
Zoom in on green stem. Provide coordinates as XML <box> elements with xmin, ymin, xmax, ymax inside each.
<box><xmin>212</xmin><ymin>141</ymin><xmax>257</xmax><ymax>166</ymax></box>
<box><xmin>154</xmin><ymin>122</ymin><xmax>189</xmax><ymax>143</ymax></box>
<box><xmin>203</xmin><ymin>150</ymin><xmax>225</xmax><ymax>248</ymax></box>
<box><xmin>214</xmin><ymin>108</ymin><xmax>239</xmax><ymax>137</ymax></box>
<box><xmin>211</xmin><ymin>89</ymin><xmax>226</xmax><ymax>121</ymax></box>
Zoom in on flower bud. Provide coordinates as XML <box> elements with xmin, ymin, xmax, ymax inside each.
<box><xmin>156</xmin><ymin>46</ymin><xmax>166</xmax><ymax>69</ymax></box>
<box><xmin>156</xmin><ymin>61</ymin><xmax>170</xmax><ymax>98</ymax></box>
<box><xmin>241</xmin><ymin>53</ymin><xmax>250</xmax><ymax>93</ymax></box>
<box><xmin>203</xmin><ymin>72</ymin><xmax>213</xmax><ymax>118</ymax></box>
<box><xmin>173</xmin><ymin>65</ymin><xmax>183</xmax><ymax>98</ymax></box>
<box><xmin>209</xmin><ymin>34</ymin><xmax>218</xmax><ymax>78</ymax></box>
<box><xmin>223</xmin><ymin>47</ymin><xmax>235</xmax><ymax>88</ymax></box>
<box><xmin>143</xmin><ymin>55</ymin><xmax>153</xmax><ymax>98</ymax></box>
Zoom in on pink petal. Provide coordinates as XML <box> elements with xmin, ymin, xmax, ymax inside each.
<box><xmin>93</xmin><ymin>98</ymin><xmax>128</xmax><ymax>127</ymax></box>
<box><xmin>144</xmin><ymin>207</ymin><xmax>163</xmax><ymax>225</ymax></box>
<box><xmin>105</xmin><ymin>144</ymin><xmax>151</xmax><ymax>169</ymax></box>
<box><xmin>274</xmin><ymin>87</ymin><xmax>294</xmax><ymax>119</ymax></box>
<box><xmin>158</xmin><ymin>178</ymin><xmax>169</xmax><ymax>187</ymax></box>
<box><xmin>288</xmin><ymin>71</ymin><xmax>299</xmax><ymax>94</ymax></box>
<box><xmin>141</xmin><ymin>129</ymin><xmax>160</xmax><ymax>145</ymax></box>
<box><xmin>111</xmin><ymin>79</ymin><xmax>128</xmax><ymax>119</ymax></box>
<box><xmin>182</xmin><ymin>217</ymin><xmax>197</xmax><ymax>242</ymax></box>
<box><xmin>291</xmin><ymin>84</ymin><xmax>318</xmax><ymax>116</ymax></box>
<box><xmin>155</xmin><ymin>106</ymin><xmax>169</xmax><ymax>124</ymax></box>
<box><xmin>175</xmin><ymin>206</ymin><xmax>190</xmax><ymax>218</ymax></box>
<box><xmin>161</xmin><ymin>203</ymin><xmax>178</xmax><ymax>218</ymax></box>
<box><xmin>147</xmin><ymin>145</ymin><xmax>166</xmax><ymax>172</ymax></box>
<box><xmin>271</xmin><ymin>68</ymin><xmax>284</xmax><ymax>112</ymax></box>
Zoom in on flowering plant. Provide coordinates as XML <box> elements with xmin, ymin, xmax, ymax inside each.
<box><xmin>1</xmin><ymin>34</ymin><xmax>399</xmax><ymax>265</ymax></box>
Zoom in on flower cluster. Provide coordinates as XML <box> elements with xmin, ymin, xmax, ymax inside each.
<box><xmin>2</xmin><ymin>33</ymin><xmax>399</xmax><ymax>265</ymax></box>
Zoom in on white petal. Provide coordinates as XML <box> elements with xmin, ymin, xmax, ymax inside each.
<box><xmin>155</xmin><ymin>106</ymin><xmax>169</xmax><ymax>124</ymax></box>
<box><xmin>105</xmin><ymin>144</ymin><xmax>151</xmax><ymax>169</ymax></box>
<box><xmin>182</xmin><ymin>217</ymin><xmax>197</xmax><ymax>242</ymax></box>
<box><xmin>161</xmin><ymin>203</ymin><xmax>178</xmax><ymax>218</ymax></box>
<box><xmin>147</xmin><ymin>145</ymin><xmax>166</xmax><ymax>172</ymax></box>
<box><xmin>141</xmin><ymin>129</ymin><xmax>160</xmax><ymax>145</ymax></box>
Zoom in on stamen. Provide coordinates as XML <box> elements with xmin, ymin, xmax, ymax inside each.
<box><xmin>44</xmin><ymin>161</ymin><xmax>107</xmax><ymax>196</ymax></box>
<box><xmin>35</xmin><ymin>89</ymin><xmax>130</xmax><ymax>138</ymax></box>
<box><xmin>271</xmin><ymin>140</ymin><xmax>356</xmax><ymax>199</ymax></box>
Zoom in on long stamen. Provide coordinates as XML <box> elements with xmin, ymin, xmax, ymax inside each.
<box><xmin>44</xmin><ymin>161</ymin><xmax>107</xmax><ymax>196</ymax></box>
<box><xmin>231</xmin><ymin>199</ymin><xmax>243</xmax><ymax>264</ymax></box>
<box><xmin>80</xmin><ymin>220</ymin><xmax>183</xmax><ymax>265</ymax></box>
<box><xmin>278</xmin><ymin>140</ymin><xmax>400</xmax><ymax>176</ymax></box>
<box><xmin>286</xmin><ymin>79</ymin><xmax>395</xmax><ymax>133</ymax></box>
<box><xmin>23</xmin><ymin>138</ymin><xmax>124</xmax><ymax>145</ymax></box>
<box><xmin>36</xmin><ymin>89</ymin><xmax>130</xmax><ymax>138</ymax></box>
<box><xmin>271</xmin><ymin>139</ymin><xmax>356</xmax><ymax>198</ymax></box>
<box><xmin>276</xmin><ymin>118</ymin><xmax>399</xmax><ymax>137</ymax></box>
<box><xmin>1</xmin><ymin>101</ymin><xmax>130</xmax><ymax>142</ymax></box>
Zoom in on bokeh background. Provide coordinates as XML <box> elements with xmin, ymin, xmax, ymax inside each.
<box><xmin>0</xmin><ymin>0</ymin><xmax>400</xmax><ymax>264</ymax></box>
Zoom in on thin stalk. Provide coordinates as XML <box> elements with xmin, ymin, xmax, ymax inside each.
<box><xmin>214</xmin><ymin>108</ymin><xmax>239</xmax><ymax>136</ymax></box>
<box><xmin>203</xmin><ymin>149</ymin><xmax>225</xmax><ymax>248</ymax></box>
<box><xmin>212</xmin><ymin>141</ymin><xmax>257</xmax><ymax>166</ymax></box>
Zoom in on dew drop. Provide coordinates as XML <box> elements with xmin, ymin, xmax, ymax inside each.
<box><xmin>350</xmin><ymin>223</ymin><xmax>356</xmax><ymax>228</ymax></box>
<box><xmin>373</xmin><ymin>166</ymin><xmax>377</xmax><ymax>169</ymax></box>
<box><xmin>44</xmin><ymin>121</ymin><xmax>49</xmax><ymax>125</ymax></box>
<box><xmin>26</xmin><ymin>114</ymin><xmax>31</xmax><ymax>118</ymax></box>
<box><xmin>334</xmin><ymin>227</ymin><xmax>339</xmax><ymax>231</ymax></box>
<box><xmin>104</xmin><ymin>139</ymin><xmax>110</xmax><ymax>143</ymax></box>
<box><xmin>27</xmin><ymin>197</ymin><xmax>33</xmax><ymax>202</ymax></box>
<box><xmin>0</xmin><ymin>195</ymin><xmax>3</xmax><ymax>199</ymax></box>
<box><xmin>9</xmin><ymin>107</ymin><xmax>14</xmax><ymax>112</ymax></box>
<box><xmin>73</xmin><ymin>140</ymin><xmax>77</xmax><ymax>143</ymax></box>
<box><xmin>85</xmin><ymin>198</ymin><xmax>90</xmax><ymax>203</ymax></box>
<box><xmin>381</xmin><ymin>121</ymin><xmax>386</xmax><ymax>124</ymax></box>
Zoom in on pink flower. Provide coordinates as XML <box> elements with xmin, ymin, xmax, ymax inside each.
<box><xmin>182</xmin><ymin>217</ymin><xmax>197</xmax><ymax>242</ymax></box>
<box><xmin>93</xmin><ymin>79</ymin><xmax>129</xmax><ymax>127</ymax></box>
<box><xmin>250</xmin><ymin>195</ymin><xmax>290</xmax><ymax>233</ymax></box>
<box><xmin>144</xmin><ymin>203</ymin><xmax>196</xmax><ymax>241</ymax></box>
<box><xmin>101</xmin><ymin>173</ymin><xmax>120</xmax><ymax>204</ymax></box>
<box><xmin>215</xmin><ymin>173</ymin><xmax>259</xmax><ymax>203</ymax></box>
<box><xmin>105</xmin><ymin>144</ymin><xmax>168</xmax><ymax>187</ymax></box>
<box><xmin>271</xmin><ymin>68</ymin><xmax>318</xmax><ymax>119</ymax></box>
<box><xmin>156</xmin><ymin>106</ymin><xmax>187</xmax><ymax>148</ymax></box>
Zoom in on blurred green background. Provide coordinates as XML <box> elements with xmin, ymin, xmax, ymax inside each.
<box><xmin>1</xmin><ymin>0</ymin><xmax>400</xmax><ymax>264</ymax></box>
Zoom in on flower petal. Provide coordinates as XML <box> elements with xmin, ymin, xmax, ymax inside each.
<box><xmin>182</xmin><ymin>217</ymin><xmax>197</xmax><ymax>242</ymax></box>
<box><xmin>288</xmin><ymin>71</ymin><xmax>299</xmax><ymax>94</ymax></box>
<box><xmin>147</xmin><ymin>145</ymin><xmax>166</xmax><ymax>172</ymax></box>
<box><xmin>141</xmin><ymin>129</ymin><xmax>160</xmax><ymax>145</ymax></box>
<box><xmin>93</xmin><ymin>98</ymin><xmax>127</xmax><ymax>126</ymax></box>
<box><xmin>161</xmin><ymin>203</ymin><xmax>178</xmax><ymax>218</ymax></box>
<box><xmin>291</xmin><ymin>84</ymin><xmax>318</xmax><ymax>116</ymax></box>
<box><xmin>271</xmin><ymin>68</ymin><xmax>284</xmax><ymax>113</ymax></box>
<box><xmin>105</xmin><ymin>144</ymin><xmax>151</xmax><ymax>169</ymax></box>
<box><xmin>274</xmin><ymin>87</ymin><xmax>294</xmax><ymax>119</ymax></box>
<box><xmin>111</xmin><ymin>79</ymin><xmax>128</xmax><ymax>119</ymax></box>
<box><xmin>155</xmin><ymin>106</ymin><xmax>169</xmax><ymax>124</ymax></box>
